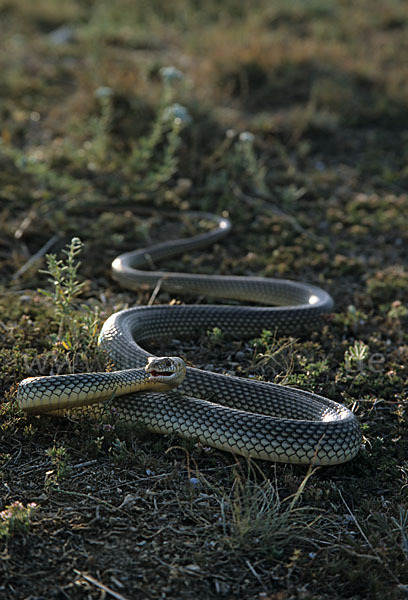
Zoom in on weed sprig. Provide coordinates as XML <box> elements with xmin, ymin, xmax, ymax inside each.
<box><xmin>39</xmin><ymin>237</ymin><xmax>85</xmax><ymax>340</ymax></box>
<box><xmin>0</xmin><ymin>501</ymin><xmax>37</xmax><ymax>539</ymax></box>
<box><xmin>38</xmin><ymin>237</ymin><xmax>101</xmax><ymax>370</ymax></box>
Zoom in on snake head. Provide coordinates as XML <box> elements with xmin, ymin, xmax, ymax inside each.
<box><xmin>145</xmin><ymin>356</ymin><xmax>186</xmax><ymax>391</ymax></box>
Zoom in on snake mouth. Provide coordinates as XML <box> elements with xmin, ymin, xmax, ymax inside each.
<box><xmin>149</xmin><ymin>370</ymin><xmax>173</xmax><ymax>378</ymax></box>
<box><xmin>145</xmin><ymin>356</ymin><xmax>187</xmax><ymax>389</ymax></box>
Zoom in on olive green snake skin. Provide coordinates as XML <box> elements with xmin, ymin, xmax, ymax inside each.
<box><xmin>18</xmin><ymin>212</ymin><xmax>361</xmax><ymax>465</ymax></box>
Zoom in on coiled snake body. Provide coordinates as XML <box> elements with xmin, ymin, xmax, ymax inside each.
<box><xmin>18</xmin><ymin>212</ymin><xmax>361</xmax><ymax>465</ymax></box>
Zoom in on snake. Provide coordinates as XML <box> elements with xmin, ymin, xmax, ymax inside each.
<box><xmin>17</xmin><ymin>211</ymin><xmax>361</xmax><ymax>465</ymax></box>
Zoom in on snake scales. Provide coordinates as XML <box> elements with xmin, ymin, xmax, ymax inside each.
<box><xmin>18</xmin><ymin>212</ymin><xmax>361</xmax><ymax>465</ymax></box>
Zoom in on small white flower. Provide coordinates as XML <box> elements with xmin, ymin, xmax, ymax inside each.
<box><xmin>239</xmin><ymin>131</ymin><xmax>254</xmax><ymax>143</ymax></box>
<box><xmin>163</xmin><ymin>103</ymin><xmax>192</xmax><ymax>126</ymax></box>
<box><xmin>95</xmin><ymin>86</ymin><xmax>113</xmax><ymax>98</ymax></box>
<box><xmin>160</xmin><ymin>66</ymin><xmax>184</xmax><ymax>83</ymax></box>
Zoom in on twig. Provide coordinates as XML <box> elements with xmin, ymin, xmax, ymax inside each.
<box><xmin>55</xmin><ymin>488</ymin><xmax>127</xmax><ymax>514</ymax></box>
<box><xmin>245</xmin><ymin>559</ymin><xmax>263</xmax><ymax>585</ymax></box>
<box><xmin>74</xmin><ymin>570</ymin><xmax>129</xmax><ymax>600</ymax></box>
<box><xmin>12</xmin><ymin>234</ymin><xmax>60</xmax><ymax>280</ymax></box>
<box><xmin>287</xmin><ymin>463</ymin><xmax>318</xmax><ymax>511</ymax></box>
<box><xmin>147</xmin><ymin>276</ymin><xmax>163</xmax><ymax>306</ymax></box>
<box><xmin>71</xmin><ymin>459</ymin><xmax>98</xmax><ymax>470</ymax></box>
<box><xmin>14</xmin><ymin>207</ymin><xmax>37</xmax><ymax>240</ymax></box>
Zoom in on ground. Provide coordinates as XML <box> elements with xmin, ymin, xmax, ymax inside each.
<box><xmin>0</xmin><ymin>1</ymin><xmax>407</xmax><ymax>599</ymax></box>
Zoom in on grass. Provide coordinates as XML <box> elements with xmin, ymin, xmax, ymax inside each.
<box><xmin>0</xmin><ymin>0</ymin><xmax>407</xmax><ymax>598</ymax></box>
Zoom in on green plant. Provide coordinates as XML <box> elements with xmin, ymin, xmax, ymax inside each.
<box><xmin>126</xmin><ymin>68</ymin><xmax>191</xmax><ymax>190</ymax></box>
<box><xmin>39</xmin><ymin>237</ymin><xmax>85</xmax><ymax>339</ymax></box>
<box><xmin>87</xmin><ymin>86</ymin><xmax>114</xmax><ymax>166</ymax></box>
<box><xmin>38</xmin><ymin>238</ymin><xmax>101</xmax><ymax>360</ymax></box>
<box><xmin>0</xmin><ymin>141</ymin><xmax>88</xmax><ymax>197</ymax></box>
<box><xmin>220</xmin><ymin>472</ymin><xmax>319</xmax><ymax>558</ymax></box>
<box><xmin>391</xmin><ymin>506</ymin><xmax>408</xmax><ymax>558</ymax></box>
<box><xmin>387</xmin><ymin>300</ymin><xmax>408</xmax><ymax>321</ymax></box>
<box><xmin>46</xmin><ymin>445</ymin><xmax>70</xmax><ymax>476</ymax></box>
<box><xmin>234</xmin><ymin>131</ymin><xmax>268</xmax><ymax>195</ymax></box>
<box><xmin>250</xmin><ymin>329</ymin><xmax>295</xmax><ymax>382</ymax></box>
<box><xmin>206</xmin><ymin>326</ymin><xmax>225</xmax><ymax>345</ymax></box>
<box><xmin>0</xmin><ymin>501</ymin><xmax>37</xmax><ymax>538</ymax></box>
<box><xmin>344</xmin><ymin>340</ymin><xmax>369</xmax><ymax>371</ymax></box>
<box><xmin>45</xmin><ymin>445</ymin><xmax>70</xmax><ymax>488</ymax></box>
<box><xmin>333</xmin><ymin>305</ymin><xmax>368</xmax><ymax>334</ymax></box>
